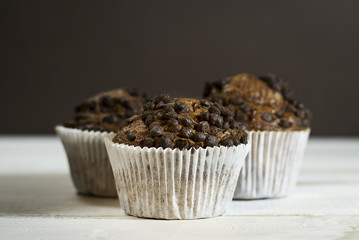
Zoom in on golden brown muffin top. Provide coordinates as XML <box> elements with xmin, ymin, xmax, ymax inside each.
<box><xmin>203</xmin><ymin>73</ymin><xmax>311</xmax><ymax>131</ymax></box>
<box><xmin>113</xmin><ymin>95</ymin><xmax>248</xmax><ymax>150</ymax></box>
<box><xmin>63</xmin><ymin>88</ymin><xmax>146</xmax><ymax>132</ymax></box>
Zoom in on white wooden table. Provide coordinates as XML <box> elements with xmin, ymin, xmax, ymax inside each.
<box><xmin>0</xmin><ymin>136</ymin><xmax>359</xmax><ymax>240</ymax></box>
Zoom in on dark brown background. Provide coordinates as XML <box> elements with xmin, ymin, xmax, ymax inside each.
<box><xmin>1</xmin><ymin>1</ymin><xmax>358</xmax><ymax>135</ymax></box>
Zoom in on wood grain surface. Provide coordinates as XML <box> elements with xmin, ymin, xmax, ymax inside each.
<box><xmin>0</xmin><ymin>137</ymin><xmax>358</xmax><ymax>239</ymax></box>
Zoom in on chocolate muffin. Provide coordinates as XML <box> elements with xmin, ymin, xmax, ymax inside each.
<box><xmin>105</xmin><ymin>94</ymin><xmax>250</xmax><ymax>219</ymax></box>
<box><xmin>56</xmin><ymin>88</ymin><xmax>147</xmax><ymax>197</ymax></box>
<box><xmin>203</xmin><ymin>73</ymin><xmax>311</xmax><ymax>199</ymax></box>
<box><xmin>203</xmin><ymin>73</ymin><xmax>311</xmax><ymax>131</ymax></box>
<box><xmin>113</xmin><ymin>94</ymin><xmax>247</xmax><ymax>150</ymax></box>
<box><xmin>64</xmin><ymin>88</ymin><xmax>146</xmax><ymax>132</ymax></box>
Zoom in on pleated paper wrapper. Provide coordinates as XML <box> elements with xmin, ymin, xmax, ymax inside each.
<box><xmin>233</xmin><ymin>129</ymin><xmax>310</xmax><ymax>199</ymax></box>
<box><xmin>55</xmin><ymin>126</ymin><xmax>117</xmax><ymax>197</ymax></box>
<box><xmin>105</xmin><ymin>136</ymin><xmax>250</xmax><ymax>220</ymax></box>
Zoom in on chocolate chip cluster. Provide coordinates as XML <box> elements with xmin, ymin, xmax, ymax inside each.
<box><xmin>113</xmin><ymin>95</ymin><xmax>247</xmax><ymax>150</ymax></box>
<box><xmin>63</xmin><ymin>88</ymin><xmax>146</xmax><ymax>132</ymax></box>
<box><xmin>203</xmin><ymin>73</ymin><xmax>311</xmax><ymax>131</ymax></box>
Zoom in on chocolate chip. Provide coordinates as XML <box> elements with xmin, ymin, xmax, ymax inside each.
<box><xmin>144</xmin><ymin>115</ymin><xmax>154</xmax><ymax>126</ymax></box>
<box><xmin>239</xmin><ymin>103</ymin><xmax>252</xmax><ymax>113</ymax></box>
<box><xmin>179</xmin><ymin>116</ymin><xmax>193</xmax><ymax>126</ymax></box>
<box><xmin>235</xmin><ymin>112</ymin><xmax>249</xmax><ymax>122</ymax></box>
<box><xmin>155</xmin><ymin>101</ymin><xmax>164</xmax><ymax>109</ymax></box>
<box><xmin>261</xmin><ymin>112</ymin><xmax>274</xmax><ymax>122</ymax></box>
<box><xmin>88</xmin><ymin>101</ymin><xmax>96</xmax><ymax>111</ymax></box>
<box><xmin>162</xmin><ymin>96</ymin><xmax>172</xmax><ymax>104</ymax></box>
<box><xmin>232</xmin><ymin>136</ymin><xmax>241</xmax><ymax>145</ymax></box>
<box><xmin>302</xmin><ymin>119</ymin><xmax>310</xmax><ymax>127</ymax></box>
<box><xmin>192</xmin><ymin>143</ymin><xmax>202</xmax><ymax>149</ymax></box>
<box><xmin>192</xmin><ymin>132</ymin><xmax>206</xmax><ymax>142</ymax></box>
<box><xmin>168</xmin><ymin>125</ymin><xmax>179</xmax><ymax>133</ymax></box>
<box><xmin>199</xmin><ymin>111</ymin><xmax>210</xmax><ymax>121</ymax></box>
<box><xmin>214</xmin><ymin>103</ymin><xmax>233</xmax><ymax>117</ymax></box>
<box><xmin>205</xmin><ymin>135</ymin><xmax>218</xmax><ymax>147</ymax></box>
<box><xmin>279</xmin><ymin>120</ymin><xmax>291</xmax><ymax>129</ymax></box>
<box><xmin>163</xmin><ymin>104</ymin><xmax>174</xmax><ymax>113</ymax></box>
<box><xmin>125</xmin><ymin>109</ymin><xmax>136</xmax><ymax>118</ymax></box>
<box><xmin>168</xmin><ymin>118</ymin><xmax>179</xmax><ymax>127</ymax></box>
<box><xmin>174</xmin><ymin>101</ymin><xmax>190</xmax><ymax>113</ymax></box>
<box><xmin>238</xmin><ymin>123</ymin><xmax>246</xmax><ymax>131</ymax></box>
<box><xmin>164</xmin><ymin>111</ymin><xmax>178</xmax><ymax>119</ymax></box>
<box><xmin>220</xmin><ymin>137</ymin><xmax>234</xmax><ymax>147</ymax></box>
<box><xmin>200</xmin><ymin>99</ymin><xmax>211</xmax><ymax>107</ymax></box>
<box><xmin>196</xmin><ymin>121</ymin><xmax>210</xmax><ymax>133</ymax></box>
<box><xmin>74</xmin><ymin>104</ymin><xmax>83</xmax><ymax>113</ymax></box>
<box><xmin>74</xmin><ymin>114</ymin><xmax>86</xmax><ymax>121</ymax></box>
<box><xmin>223</xmin><ymin>122</ymin><xmax>230</xmax><ymax>130</ymax></box>
<box><xmin>126</xmin><ymin>130</ymin><xmax>137</xmax><ymax>141</ymax></box>
<box><xmin>209</xmin><ymin>113</ymin><xmax>220</xmax><ymax>126</ymax></box>
<box><xmin>296</xmin><ymin>102</ymin><xmax>304</xmax><ymax>109</ymax></box>
<box><xmin>119</xmin><ymin>97</ymin><xmax>133</xmax><ymax>109</ymax></box>
<box><xmin>150</xmin><ymin>125</ymin><xmax>164</xmax><ymax>137</ymax></box>
<box><xmin>297</xmin><ymin>119</ymin><xmax>310</xmax><ymax>127</ymax></box>
<box><xmin>167</xmin><ymin>118</ymin><xmax>180</xmax><ymax>132</ymax></box>
<box><xmin>208</xmin><ymin>126</ymin><xmax>218</xmax><ymax>135</ymax></box>
<box><xmin>229</xmin><ymin>119</ymin><xmax>237</xmax><ymax>128</ymax></box>
<box><xmin>127</xmin><ymin>88</ymin><xmax>139</xmax><ymax>96</ymax></box>
<box><xmin>142</xmin><ymin>111</ymin><xmax>150</xmax><ymax>121</ymax></box>
<box><xmin>154</xmin><ymin>94</ymin><xmax>169</xmax><ymax>104</ymax></box>
<box><xmin>123</xmin><ymin>116</ymin><xmax>135</xmax><ymax>126</ymax></box>
<box><xmin>156</xmin><ymin>111</ymin><xmax>165</xmax><ymax>120</ymax></box>
<box><xmin>142</xmin><ymin>138</ymin><xmax>154</xmax><ymax>148</ymax></box>
<box><xmin>276</xmin><ymin>109</ymin><xmax>285</xmax><ymax>118</ymax></box>
<box><xmin>179</xmin><ymin>127</ymin><xmax>194</xmax><ymax>138</ymax></box>
<box><xmin>209</xmin><ymin>106</ymin><xmax>221</xmax><ymax>115</ymax></box>
<box><xmin>240</xmin><ymin>132</ymin><xmax>248</xmax><ymax>144</ymax></box>
<box><xmin>101</xmin><ymin>96</ymin><xmax>115</xmax><ymax>108</ymax></box>
<box><xmin>160</xmin><ymin>135</ymin><xmax>172</xmax><ymax>149</ymax></box>
<box><xmin>305</xmin><ymin>109</ymin><xmax>312</xmax><ymax>119</ymax></box>
<box><xmin>149</xmin><ymin>121</ymin><xmax>161</xmax><ymax>129</ymax></box>
<box><xmin>102</xmin><ymin>114</ymin><xmax>119</xmax><ymax>123</ymax></box>
<box><xmin>210</xmin><ymin>96</ymin><xmax>224</xmax><ymax>105</ymax></box>
<box><xmin>162</xmin><ymin>132</ymin><xmax>174</xmax><ymax>141</ymax></box>
<box><xmin>174</xmin><ymin>140</ymin><xmax>189</xmax><ymax>150</ymax></box>
<box><xmin>143</xmin><ymin>101</ymin><xmax>155</xmax><ymax>111</ymax></box>
<box><xmin>295</xmin><ymin>109</ymin><xmax>304</xmax><ymax>118</ymax></box>
<box><xmin>215</xmin><ymin>116</ymin><xmax>223</xmax><ymax>128</ymax></box>
<box><xmin>285</xmin><ymin>105</ymin><xmax>296</xmax><ymax>113</ymax></box>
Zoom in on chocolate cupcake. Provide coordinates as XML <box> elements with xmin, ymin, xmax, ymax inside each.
<box><xmin>204</xmin><ymin>73</ymin><xmax>311</xmax><ymax>199</ymax></box>
<box><xmin>104</xmin><ymin>94</ymin><xmax>250</xmax><ymax>219</ymax></box>
<box><xmin>56</xmin><ymin>88</ymin><xmax>146</xmax><ymax>197</ymax></box>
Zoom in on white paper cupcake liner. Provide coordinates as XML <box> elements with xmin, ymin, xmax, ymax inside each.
<box><xmin>55</xmin><ymin>126</ymin><xmax>117</xmax><ymax>197</ymax></box>
<box><xmin>233</xmin><ymin>129</ymin><xmax>310</xmax><ymax>199</ymax></box>
<box><xmin>104</xmin><ymin>136</ymin><xmax>250</xmax><ymax>219</ymax></box>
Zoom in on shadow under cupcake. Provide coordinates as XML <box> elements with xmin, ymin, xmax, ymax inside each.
<box><xmin>104</xmin><ymin>95</ymin><xmax>250</xmax><ymax>219</ymax></box>
<box><xmin>204</xmin><ymin>73</ymin><xmax>311</xmax><ymax>199</ymax></box>
<box><xmin>56</xmin><ymin>88</ymin><xmax>146</xmax><ymax>197</ymax></box>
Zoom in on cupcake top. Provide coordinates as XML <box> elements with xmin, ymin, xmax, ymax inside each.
<box><xmin>203</xmin><ymin>73</ymin><xmax>311</xmax><ymax>131</ymax></box>
<box><xmin>63</xmin><ymin>88</ymin><xmax>146</xmax><ymax>132</ymax></box>
<box><xmin>113</xmin><ymin>94</ymin><xmax>248</xmax><ymax>150</ymax></box>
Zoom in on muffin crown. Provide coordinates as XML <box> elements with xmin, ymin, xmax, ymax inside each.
<box><xmin>204</xmin><ymin>73</ymin><xmax>311</xmax><ymax>131</ymax></box>
<box><xmin>113</xmin><ymin>94</ymin><xmax>248</xmax><ymax>150</ymax></box>
<box><xmin>63</xmin><ymin>88</ymin><xmax>146</xmax><ymax>132</ymax></box>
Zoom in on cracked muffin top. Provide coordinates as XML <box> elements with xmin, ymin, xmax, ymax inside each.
<box><xmin>203</xmin><ymin>73</ymin><xmax>311</xmax><ymax>131</ymax></box>
<box><xmin>63</xmin><ymin>88</ymin><xmax>146</xmax><ymax>132</ymax></box>
<box><xmin>113</xmin><ymin>94</ymin><xmax>248</xmax><ymax>150</ymax></box>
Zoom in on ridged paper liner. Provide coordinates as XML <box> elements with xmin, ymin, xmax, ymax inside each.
<box><xmin>233</xmin><ymin>129</ymin><xmax>310</xmax><ymax>199</ymax></box>
<box><xmin>55</xmin><ymin>126</ymin><xmax>117</xmax><ymax>197</ymax></box>
<box><xmin>105</xmin><ymin>136</ymin><xmax>250</xmax><ymax>219</ymax></box>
